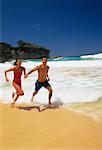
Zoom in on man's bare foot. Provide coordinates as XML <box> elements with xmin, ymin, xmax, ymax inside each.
<box><xmin>48</xmin><ymin>103</ymin><xmax>52</xmax><ymax>108</ymax></box>
<box><xmin>40</xmin><ymin>105</ymin><xmax>45</xmax><ymax>111</ymax></box>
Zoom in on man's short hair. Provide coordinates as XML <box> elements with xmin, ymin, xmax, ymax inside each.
<box><xmin>41</xmin><ymin>56</ymin><xmax>47</xmax><ymax>59</ymax></box>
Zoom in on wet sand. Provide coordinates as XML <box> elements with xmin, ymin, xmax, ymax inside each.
<box><xmin>0</xmin><ymin>103</ymin><xmax>102</xmax><ymax>150</ymax></box>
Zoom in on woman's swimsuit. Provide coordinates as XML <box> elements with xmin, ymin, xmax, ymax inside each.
<box><xmin>13</xmin><ymin>67</ymin><xmax>22</xmax><ymax>87</ymax></box>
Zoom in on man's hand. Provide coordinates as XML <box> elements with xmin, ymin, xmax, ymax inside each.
<box><xmin>24</xmin><ymin>74</ymin><xmax>28</xmax><ymax>78</ymax></box>
<box><xmin>47</xmin><ymin>78</ymin><xmax>50</xmax><ymax>81</ymax></box>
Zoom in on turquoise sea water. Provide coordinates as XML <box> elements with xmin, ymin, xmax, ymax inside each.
<box><xmin>23</xmin><ymin>56</ymin><xmax>102</xmax><ymax>62</ymax></box>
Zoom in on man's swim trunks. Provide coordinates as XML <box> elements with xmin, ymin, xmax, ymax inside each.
<box><xmin>35</xmin><ymin>80</ymin><xmax>50</xmax><ymax>91</ymax></box>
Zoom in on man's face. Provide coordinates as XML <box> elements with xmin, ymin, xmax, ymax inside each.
<box><xmin>42</xmin><ymin>57</ymin><xmax>47</xmax><ymax>64</ymax></box>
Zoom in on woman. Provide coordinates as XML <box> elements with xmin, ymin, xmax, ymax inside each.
<box><xmin>5</xmin><ymin>59</ymin><xmax>26</xmax><ymax>106</ymax></box>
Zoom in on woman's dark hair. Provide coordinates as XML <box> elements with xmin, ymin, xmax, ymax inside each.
<box><xmin>13</xmin><ymin>58</ymin><xmax>21</xmax><ymax>66</ymax></box>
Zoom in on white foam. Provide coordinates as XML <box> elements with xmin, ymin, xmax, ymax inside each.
<box><xmin>0</xmin><ymin>60</ymin><xmax>102</xmax><ymax>104</ymax></box>
<box><xmin>81</xmin><ymin>53</ymin><xmax>102</xmax><ymax>59</ymax></box>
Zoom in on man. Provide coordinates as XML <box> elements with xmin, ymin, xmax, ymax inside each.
<box><xmin>24</xmin><ymin>56</ymin><xmax>53</xmax><ymax>105</ymax></box>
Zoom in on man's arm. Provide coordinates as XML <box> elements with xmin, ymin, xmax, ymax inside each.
<box><xmin>24</xmin><ymin>66</ymin><xmax>39</xmax><ymax>78</ymax></box>
<box><xmin>46</xmin><ymin>66</ymin><xmax>50</xmax><ymax>81</ymax></box>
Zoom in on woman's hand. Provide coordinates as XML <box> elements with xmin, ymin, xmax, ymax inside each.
<box><xmin>6</xmin><ymin>78</ymin><xmax>9</xmax><ymax>82</ymax></box>
<box><xmin>24</xmin><ymin>74</ymin><xmax>28</xmax><ymax>78</ymax></box>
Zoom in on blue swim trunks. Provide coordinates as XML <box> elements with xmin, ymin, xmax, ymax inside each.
<box><xmin>35</xmin><ymin>80</ymin><xmax>50</xmax><ymax>91</ymax></box>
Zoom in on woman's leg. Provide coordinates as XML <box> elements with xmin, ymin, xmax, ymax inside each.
<box><xmin>12</xmin><ymin>82</ymin><xmax>24</xmax><ymax>106</ymax></box>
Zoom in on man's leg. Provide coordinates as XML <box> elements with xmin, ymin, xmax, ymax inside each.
<box><xmin>31</xmin><ymin>80</ymin><xmax>42</xmax><ymax>102</ymax></box>
<box><xmin>31</xmin><ymin>91</ymin><xmax>38</xmax><ymax>102</ymax></box>
<box><xmin>45</xmin><ymin>86</ymin><xmax>53</xmax><ymax>105</ymax></box>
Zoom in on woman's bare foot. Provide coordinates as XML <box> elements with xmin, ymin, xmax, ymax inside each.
<box><xmin>31</xmin><ymin>97</ymin><xmax>34</xmax><ymax>103</ymax></box>
<box><xmin>11</xmin><ymin>102</ymin><xmax>15</xmax><ymax>108</ymax></box>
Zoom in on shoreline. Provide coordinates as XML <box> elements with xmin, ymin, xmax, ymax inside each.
<box><xmin>1</xmin><ymin>100</ymin><xmax>102</xmax><ymax>122</ymax></box>
<box><xmin>0</xmin><ymin>103</ymin><xmax>102</xmax><ymax>150</ymax></box>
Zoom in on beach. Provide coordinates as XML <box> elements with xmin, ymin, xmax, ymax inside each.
<box><xmin>1</xmin><ymin>0</ymin><xmax>102</xmax><ymax>147</ymax></box>
<box><xmin>0</xmin><ymin>103</ymin><xmax>102</xmax><ymax>150</ymax></box>
<box><xmin>0</xmin><ymin>57</ymin><xmax>102</xmax><ymax>150</ymax></box>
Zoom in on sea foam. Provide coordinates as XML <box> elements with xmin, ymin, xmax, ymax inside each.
<box><xmin>0</xmin><ymin>59</ymin><xmax>102</xmax><ymax>105</ymax></box>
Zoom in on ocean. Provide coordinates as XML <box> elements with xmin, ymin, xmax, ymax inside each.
<box><xmin>0</xmin><ymin>53</ymin><xmax>102</xmax><ymax>121</ymax></box>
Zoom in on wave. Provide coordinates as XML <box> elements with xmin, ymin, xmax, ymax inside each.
<box><xmin>80</xmin><ymin>53</ymin><xmax>102</xmax><ymax>59</ymax></box>
<box><xmin>0</xmin><ymin>57</ymin><xmax>102</xmax><ymax>105</ymax></box>
<box><xmin>1</xmin><ymin>60</ymin><xmax>102</xmax><ymax>69</ymax></box>
<box><xmin>53</xmin><ymin>57</ymin><xmax>64</xmax><ymax>61</ymax></box>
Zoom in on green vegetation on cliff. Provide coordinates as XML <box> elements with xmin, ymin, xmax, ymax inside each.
<box><xmin>0</xmin><ymin>40</ymin><xmax>50</xmax><ymax>62</ymax></box>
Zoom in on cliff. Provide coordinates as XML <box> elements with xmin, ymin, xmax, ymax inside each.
<box><xmin>0</xmin><ymin>40</ymin><xmax>50</xmax><ymax>62</ymax></box>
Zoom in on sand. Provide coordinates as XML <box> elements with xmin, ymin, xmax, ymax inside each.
<box><xmin>0</xmin><ymin>103</ymin><xmax>102</xmax><ymax>150</ymax></box>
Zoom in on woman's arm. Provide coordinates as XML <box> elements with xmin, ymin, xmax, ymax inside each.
<box><xmin>23</xmin><ymin>67</ymin><xmax>26</xmax><ymax>76</ymax></box>
<box><xmin>4</xmin><ymin>68</ymin><xmax>14</xmax><ymax>82</ymax></box>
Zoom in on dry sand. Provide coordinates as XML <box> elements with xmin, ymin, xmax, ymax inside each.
<box><xmin>0</xmin><ymin>103</ymin><xmax>102</xmax><ymax>150</ymax></box>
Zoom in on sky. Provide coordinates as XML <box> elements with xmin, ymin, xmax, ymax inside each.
<box><xmin>1</xmin><ymin>0</ymin><xmax>102</xmax><ymax>56</ymax></box>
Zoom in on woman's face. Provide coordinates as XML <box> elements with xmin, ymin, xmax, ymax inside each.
<box><xmin>16</xmin><ymin>59</ymin><xmax>22</xmax><ymax>66</ymax></box>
